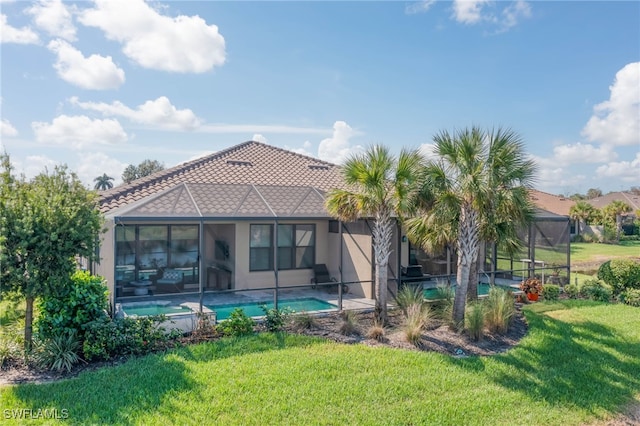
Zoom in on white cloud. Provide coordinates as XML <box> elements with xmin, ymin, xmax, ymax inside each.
<box><xmin>199</xmin><ymin>124</ymin><xmax>330</xmax><ymax>135</ymax></box>
<box><xmin>318</xmin><ymin>121</ymin><xmax>363</xmax><ymax>164</ymax></box>
<box><xmin>452</xmin><ymin>0</ymin><xmax>491</xmax><ymax>24</ymax></box>
<box><xmin>582</xmin><ymin>62</ymin><xmax>640</xmax><ymax>147</ymax></box>
<box><xmin>76</xmin><ymin>152</ymin><xmax>127</xmax><ymax>187</ymax></box>
<box><xmin>12</xmin><ymin>155</ymin><xmax>58</xmax><ymax>181</ymax></box>
<box><xmin>405</xmin><ymin>0</ymin><xmax>437</xmax><ymax>15</ymax></box>
<box><xmin>252</xmin><ymin>134</ymin><xmax>268</xmax><ymax>143</ymax></box>
<box><xmin>286</xmin><ymin>141</ymin><xmax>315</xmax><ymax>158</ymax></box>
<box><xmin>596</xmin><ymin>153</ymin><xmax>640</xmax><ymax>183</ymax></box>
<box><xmin>551</xmin><ymin>142</ymin><xmax>617</xmax><ymax>164</ymax></box>
<box><xmin>0</xmin><ymin>13</ymin><xmax>40</xmax><ymax>44</ymax></box>
<box><xmin>450</xmin><ymin>0</ymin><xmax>530</xmax><ymax>31</ymax></box>
<box><xmin>78</xmin><ymin>0</ymin><xmax>226</xmax><ymax>73</ymax></box>
<box><xmin>1</xmin><ymin>119</ymin><xmax>18</xmax><ymax>137</ymax></box>
<box><xmin>26</xmin><ymin>0</ymin><xmax>76</xmax><ymax>41</ymax></box>
<box><xmin>419</xmin><ymin>143</ymin><xmax>439</xmax><ymax>162</ymax></box>
<box><xmin>32</xmin><ymin>114</ymin><xmax>128</xmax><ymax>149</ymax></box>
<box><xmin>48</xmin><ymin>39</ymin><xmax>125</xmax><ymax>90</ymax></box>
<box><xmin>70</xmin><ymin>96</ymin><xmax>201</xmax><ymax>131</ymax></box>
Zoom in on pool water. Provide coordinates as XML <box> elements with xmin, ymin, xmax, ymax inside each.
<box><xmin>423</xmin><ymin>283</ymin><xmax>518</xmax><ymax>300</ymax></box>
<box><xmin>123</xmin><ymin>305</ymin><xmax>193</xmax><ymax>316</ymax></box>
<box><xmin>207</xmin><ymin>297</ymin><xmax>337</xmax><ymax>320</ymax></box>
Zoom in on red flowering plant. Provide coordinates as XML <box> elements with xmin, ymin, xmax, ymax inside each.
<box><xmin>520</xmin><ymin>277</ymin><xmax>543</xmax><ymax>295</ymax></box>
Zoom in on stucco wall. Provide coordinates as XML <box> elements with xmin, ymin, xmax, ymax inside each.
<box><xmin>94</xmin><ymin>219</ymin><xmax>115</xmax><ymax>306</ymax></box>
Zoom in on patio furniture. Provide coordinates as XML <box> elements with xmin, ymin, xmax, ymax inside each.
<box><xmin>311</xmin><ymin>264</ymin><xmax>348</xmax><ymax>294</ymax></box>
<box><xmin>155</xmin><ymin>269</ymin><xmax>185</xmax><ymax>293</ymax></box>
<box><xmin>130</xmin><ymin>280</ymin><xmax>152</xmax><ymax>296</ymax></box>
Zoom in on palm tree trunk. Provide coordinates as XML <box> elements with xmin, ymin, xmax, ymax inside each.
<box><xmin>372</xmin><ymin>210</ymin><xmax>393</xmax><ymax>324</ymax></box>
<box><xmin>616</xmin><ymin>214</ymin><xmax>622</xmax><ymax>242</ymax></box>
<box><xmin>453</xmin><ymin>205</ymin><xmax>480</xmax><ymax>328</ymax></box>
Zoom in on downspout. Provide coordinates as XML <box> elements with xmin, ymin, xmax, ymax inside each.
<box><xmin>274</xmin><ymin>218</ymin><xmax>279</xmax><ymax>309</ymax></box>
<box><xmin>199</xmin><ymin>218</ymin><xmax>204</xmax><ymax>314</ymax></box>
<box><xmin>339</xmin><ymin>221</ymin><xmax>344</xmax><ymax>311</ymax></box>
<box><xmin>396</xmin><ymin>221</ymin><xmax>402</xmax><ymax>292</ymax></box>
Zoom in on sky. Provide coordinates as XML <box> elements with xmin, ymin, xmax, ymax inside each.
<box><xmin>1</xmin><ymin>0</ymin><xmax>638</xmax><ymax>196</ymax></box>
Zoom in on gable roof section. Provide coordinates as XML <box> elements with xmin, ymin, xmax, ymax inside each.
<box><xmin>110</xmin><ymin>183</ymin><xmax>328</xmax><ymax>219</ymax></box>
<box><xmin>585</xmin><ymin>191</ymin><xmax>640</xmax><ymax>212</ymax></box>
<box><xmin>99</xmin><ymin>141</ymin><xmax>343</xmax><ymax>213</ymax></box>
<box><xmin>528</xmin><ymin>189</ymin><xmax>575</xmax><ymax>217</ymax></box>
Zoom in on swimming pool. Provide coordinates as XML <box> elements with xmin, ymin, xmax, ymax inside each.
<box><xmin>423</xmin><ymin>283</ymin><xmax>519</xmax><ymax>300</ymax></box>
<box><xmin>206</xmin><ymin>297</ymin><xmax>337</xmax><ymax>320</ymax></box>
<box><xmin>122</xmin><ymin>304</ymin><xmax>193</xmax><ymax>317</ymax></box>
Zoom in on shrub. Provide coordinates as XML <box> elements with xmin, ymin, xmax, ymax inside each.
<box><xmin>597</xmin><ymin>259</ymin><xmax>640</xmax><ymax>294</ymax></box>
<box><xmin>485</xmin><ymin>287</ymin><xmax>515</xmax><ymax>334</ymax></box>
<box><xmin>217</xmin><ymin>308</ymin><xmax>255</xmax><ymax>337</ymax></box>
<box><xmin>395</xmin><ymin>285</ymin><xmax>424</xmax><ymax>314</ymax></box>
<box><xmin>291</xmin><ymin>312</ymin><xmax>317</xmax><ymax>331</ymax></box>
<box><xmin>366</xmin><ymin>320</ymin><xmax>385</xmax><ymax>342</ymax></box>
<box><xmin>260</xmin><ymin>305</ymin><xmax>292</xmax><ymax>332</ymax></box>
<box><xmin>433</xmin><ymin>284</ymin><xmax>455</xmax><ymax>322</ymax></box>
<box><xmin>403</xmin><ymin>303</ymin><xmax>427</xmax><ymax>346</ymax></box>
<box><xmin>339</xmin><ymin>310</ymin><xmax>359</xmax><ymax>336</ymax></box>
<box><xmin>580</xmin><ymin>279</ymin><xmax>612</xmax><ymax>303</ymax></box>
<box><xmin>83</xmin><ymin>315</ymin><xmax>175</xmax><ymax>361</ymax></box>
<box><xmin>36</xmin><ymin>271</ymin><xmax>108</xmax><ymax>341</ymax></box>
<box><xmin>35</xmin><ymin>331</ymin><xmax>81</xmax><ymax>372</ymax></box>
<box><xmin>564</xmin><ymin>284</ymin><xmax>581</xmax><ymax>299</ymax></box>
<box><xmin>465</xmin><ymin>302</ymin><xmax>485</xmax><ymax>341</ymax></box>
<box><xmin>618</xmin><ymin>289</ymin><xmax>640</xmax><ymax>307</ymax></box>
<box><xmin>543</xmin><ymin>284</ymin><xmax>560</xmax><ymax>301</ymax></box>
<box><xmin>0</xmin><ymin>330</ymin><xmax>22</xmax><ymax>367</ymax></box>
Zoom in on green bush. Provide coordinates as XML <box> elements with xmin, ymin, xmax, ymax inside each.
<box><xmin>597</xmin><ymin>259</ymin><xmax>640</xmax><ymax>294</ymax></box>
<box><xmin>83</xmin><ymin>315</ymin><xmax>175</xmax><ymax>361</ymax></box>
<box><xmin>618</xmin><ymin>288</ymin><xmax>640</xmax><ymax>307</ymax></box>
<box><xmin>35</xmin><ymin>331</ymin><xmax>81</xmax><ymax>372</ymax></box>
<box><xmin>339</xmin><ymin>310</ymin><xmax>359</xmax><ymax>336</ymax></box>
<box><xmin>36</xmin><ymin>271</ymin><xmax>108</xmax><ymax>341</ymax></box>
<box><xmin>484</xmin><ymin>287</ymin><xmax>515</xmax><ymax>334</ymax></box>
<box><xmin>0</xmin><ymin>328</ymin><xmax>22</xmax><ymax>367</ymax></box>
<box><xmin>217</xmin><ymin>308</ymin><xmax>255</xmax><ymax>337</ymax></box>
<box><xmin>543</xmin><ymin>284</ymin><xmax>560</xmax><ymax>301</ymax></box>
<box><xmin>260</xmin><ymin>305</ymin><xmax>292</xmax><ymax>332</ymax></box>
<box><xmin>580</xmin><ymin>279</ymin><xmax>612</xmax><ymax>303</ymax></box>
<box><xmin>564</xmin><ymin>284</ymin><xmax>581</xmax><ymax>299</ymax></box>
<box><xmin>465</xmin><ymin>302</ymin><xmax>485</xmax><ymax>341</ymax></box>
<box><xmin>291</xmin><ymin>312</ymin><xmax>317</xmax><ymax>331</ymax></box>
<box><xmin>395</xmin><ymin>285</ymin><xmax>424</xmax><ymax>315</ymax></box>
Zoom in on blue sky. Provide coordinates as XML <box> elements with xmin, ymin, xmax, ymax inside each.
<box><xmin>1</xmin><ymin>0</ymin><xmax>638</xmax><ymax>195</ymax></box>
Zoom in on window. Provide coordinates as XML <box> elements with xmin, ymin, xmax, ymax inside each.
<box><xmin>277</xmin><ymin>224</ymin><xmax>315</xmax><ymax>270</ymax></box>
<box><xmin>250</xmin><ymin>224</ymin><xmax>273</xmax><ymax>271</ymax></box>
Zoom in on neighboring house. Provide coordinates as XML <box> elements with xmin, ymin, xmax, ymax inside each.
<box><xmin>94</xmin><ymin>141</ymin><xmax>570</xmax><ymax>310</ymax></box>
<box><xmin>529</xmin><ymin>189</ymin><xmax>577</xmax><ymax>234</ymax></box>
<box><xmin>585</xmin><ymin>191</ymin><xmax>640</xmax><ymax>212</ymax></box>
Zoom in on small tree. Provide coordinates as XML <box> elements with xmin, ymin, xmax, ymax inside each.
<box><xmin>0</xmin><ymin>155</ymin><xmax>104</xmax><ymax>350</ymax></box>
<box><xmin>602</xmin><ymin>200</ymin><xmax>632</xmax><ymax>242</ymax></box>
<box><xmin>586</xmin><ymin>188</ymin><xmax>603</xmax><ymax>199</ymax></box>
<box><xmin>122</xmin><ymin>159</ymin><xmax>165</xmax><ymax>184</ymax></box>
<box><xmin>569</xmin><ymin>201</ymin><xmax>596</xmax><ymax>236</ymax></box>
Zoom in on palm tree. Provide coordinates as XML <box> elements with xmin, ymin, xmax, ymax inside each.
<box><xmin>325</xmin><ymin>145</ymin><xmax>423</xmax><ymax>324</ymax></box>
<box><xmin>93</xmin><ymin>173</ymin><xmax>114</xmax><ymax>191</ymax></box>
<box><xmin>603</xmin><ymin>200</ymin><xmax>632</xmax><ymax>241</ymax></box>
<box><xmin>569</xmin><ymin>201</ymin><xmax>595</xmax><ymax>235</ymax></box>
<box><xmin>406</xmin><ymin>127</ymin><xmax>536</xmax><ymax>327</ymax></box>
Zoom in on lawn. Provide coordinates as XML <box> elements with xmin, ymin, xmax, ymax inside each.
<box><xmin>1</xmin><ymin>301</ymin><xmax>638</xmax><ymax>425</ymax></box>
<box><xmin>571</xmin><ymin>240</ymin><xmax>640</xmax><ymax>264</ymax></box>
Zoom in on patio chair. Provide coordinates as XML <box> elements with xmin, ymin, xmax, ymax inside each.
<box><xmin>310</xmin><ymin>264</ymin><xmax>348</xmax><ymax>294</ymax></box>
<box><xmin>155</xmin><ymin>269</ymin><xmax>185</xmax><ymax>293</ymax></box>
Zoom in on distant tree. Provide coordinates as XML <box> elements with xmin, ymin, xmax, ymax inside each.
<box><xmin>602</xmin><ymin>200</ymin><xmax>632</xmax><ymax>242</ymax></box>
<box><xmin>122</xmin><ymin>159</ymin><xmax>165</xmax><ymax>184</ymax></box>
<box><xmin>93</xmin><ymin>173</ymin><xmax>114</xmax><ymax>190</ymax></box>
<box><xmin>0</xmin><ymin>154</ymin><xmax>103</xmax><ymax>350</ymax></box>
<box><xmin>629</xmin><ymin>186</ymin><xmax>640</xmax><ymax>196</ymax></box>
<box><xmin>569</xmin><ymin>201</ymin><xmax>596</xmax><ymax>235</ymax></box>
<box><xmin>569</xmin><ymin>193</ymin><xmax>586</xmax><ymax>201</ymax></box>
<box><xmin>586</xmin><ymin>188</ymin><xmax>603</xmax><ymax>199</ymax></box>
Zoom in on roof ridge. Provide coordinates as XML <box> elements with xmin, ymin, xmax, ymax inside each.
<box><xmin>529</xmin><ymin>188</ymin><xmax>569</xmax><ymax>199</ymax></box>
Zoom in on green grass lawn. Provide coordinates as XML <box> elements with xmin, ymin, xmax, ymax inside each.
<box><xmin>571</xmin><ymin>240</ymin><xmax>640</xmax><ymax>264</ymax></box>
<box><xmin>1</xmin><ymin>301</ymin><xmax>638</xmax><ymax>425</ymax></box>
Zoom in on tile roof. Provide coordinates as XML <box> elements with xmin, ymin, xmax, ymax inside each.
<box><xmin>585</xmin><ymin>191</ymin><xmax>640</xmax><ymax>212</ymax></box>
<box><xmin>528</xmin><ymin>189</ymin><xmax>575</xmax><ymax>217</ymax></box>
<box><xmin>99</xmin><ymin>141</ymin><xmax>343</xmax><ymax>213</ymax></box>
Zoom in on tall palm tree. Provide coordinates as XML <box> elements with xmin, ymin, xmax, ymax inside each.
<box><xmin>325</xmin><ymin>145</ymin><xmax>423</xmax><ymax>324</ymax></box>
<box><xmin>569</xmin><ymin>200</ymin><xmax>596</xmax><ymax>235</ymax></box>
<box><xmin>93</xmin><ymin>173</ymin><xmax>114</xmax><ymax>191</ymax></box>
<box><xmin>406</xmin><ymin>127</ymin><xmax>536</xmax><ymax>327</ymax></box>
<box><xmin>603</xmin><ymin>200</ymin><xmax>632</xmax><ymax>241</ymax></box>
